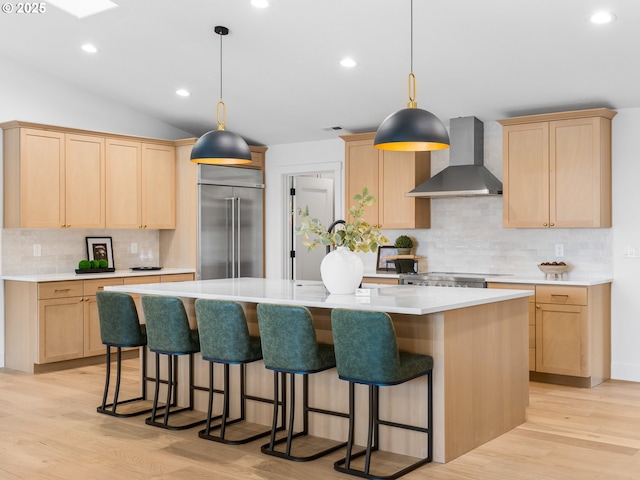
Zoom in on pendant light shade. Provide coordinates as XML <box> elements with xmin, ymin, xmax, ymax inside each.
<box><xmin>191</xmin><ymin>26</ymin><xmax>252</xmax><ymax>165</ymax></box>
<box><xmin>374</xmin><ymin>107</ymin><xmax>450</xmax><ymax>151</ymax></box>
<box><xmin>374</xmin><ymin>1</ymin><xmax>450</xmax><ymax>152</ymax></box>
<box><xmin>190</xmin><ymin>129</ymin><xmax>251</xmax><ymax>165</ymax></box>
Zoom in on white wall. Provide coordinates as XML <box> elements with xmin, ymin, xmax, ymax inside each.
<box><xmin>264</xmin><ymin>138</ymin><xmax>345</xmax><ymax>279</ymax></box>
<box><xmin>0</xmin><ymin>56</ymin><xmax>192</xmax><ymax>140</ymax></box>
<box><xmin>0</xmin><ymin>57</ymin><xmax>194</xmax><ymax>368</ymax></box>
<box><xmin>611</xmin><ymin>108</ymin><xmax>640</xmax><ymax>381</ymax></box>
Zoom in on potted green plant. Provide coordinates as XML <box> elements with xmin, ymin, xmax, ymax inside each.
<box><xmin>296</xmin><ymin>186</ymin><xmax>388</xmax><ymax>253</ymax></box>
<box><xmin>296</xmin><ymin>186</ymin><xmax>388</xmax><ymax>294</ymax></box>
<box><xmin>394</xmin><ymin>235</ymin><xmax>413</xmax><ymax>255</ymax></box>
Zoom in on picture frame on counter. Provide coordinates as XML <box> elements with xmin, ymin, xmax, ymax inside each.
<box><xmin>86</xmin><ymin>236</ymin><xmax>114</xmax><ymax>268</ymax></box>
<box><xmin>376</xmin><ymin>246</ymin><xmax>398</xmax><ymax>273</ymax></box>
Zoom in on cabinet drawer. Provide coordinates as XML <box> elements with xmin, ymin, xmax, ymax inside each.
<box><xmin>83</xmin><ymin>277</ymin><xmax>124</xmax><ymax>296</ymax></box>
<box><xmin>161</xmin><ymin>273</ymin><xmax>194</xmax><ymax>283</ymax></box>
<box><xmin>124</xmin><ymin>275</ymin><xmax>161</xmax><ymax>285</ymax></box>
<box><xmin>39</xmin><ymin>281</ymin><xmax>83</xmax><ymax>299</ymax></box>
<box><xmin>536</xmin><ymin>285</ymin><xmax>587</xmax><ymax>305</ymax></box>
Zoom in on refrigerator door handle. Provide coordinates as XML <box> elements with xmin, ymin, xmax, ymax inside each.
<box><xmin>235</xmin><ymin>197</ymin><xmax>241</xmax><ymax>278</ymax></box>
<box><xmin>226</xmin><ymin>197</ymin><xmax>235</xmax><ymax>278</ymax></box>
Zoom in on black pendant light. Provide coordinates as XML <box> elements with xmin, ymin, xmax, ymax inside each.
<box><xmin>191</xmin><ymin>26</ymin><xmax>252</xmax><ymax>165</ymax></box>
<box><xmin>374</xmin><ymin>0</ymin><xmax>450</xmax><ymax>152</ymax></box>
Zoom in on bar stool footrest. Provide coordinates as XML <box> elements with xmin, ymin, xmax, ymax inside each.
<box><xmin>145</xmin><ymin>406</ymin><xmax>207</xmax><ymax>431</ymax></box>
<box><xmin>334</xmin><ymin>449</ymin><xmax>431</xmax><ymax>480</ymax></box>
<box><xmin>96</xmin><ymin>396</ymin><xmax>155</xmax><ymax>418</ymax></box>
<box><xmin>261</xmin><ymin>434</ymin><xmax>347</xmax><ymax>462</ymax></box>
<box><xmin>199</xmin><ymin>418</ymin><xmax>273</xmax><ymax>445</ymax></box>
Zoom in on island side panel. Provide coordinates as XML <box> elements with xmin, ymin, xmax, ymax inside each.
<box><xmin>443</xmin><ymin>297</ymin><xmax>529</xmax><ymax>462</ymax></box>
<box><xmin>5</xmin><ymin>281</ymin><xmax>39</xmax><ymax>373</ymax></box>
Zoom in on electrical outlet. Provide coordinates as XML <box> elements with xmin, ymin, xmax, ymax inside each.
<box><xmin>555</xmin><ymin>244</ymin><xmax>564</xmax><ymax>257</ymax></box>
<box><xmin>131</xmin><ymin>242</ymin><xmax>137</xmax><ymax>254</ymax></box>
<box><xmin>33</xmin><ymin>244</ymin><xmax>41</xmax><ymax>256</ymax></box>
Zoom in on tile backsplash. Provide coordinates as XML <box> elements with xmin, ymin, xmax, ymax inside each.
<box><xmin>1</xmin><ymin>228</ymin><xmax>159</xmax><ymax>275</ymax></box>
<box><xmin>370</xmin><ymin>195</ymin><xmax>612</xmax><ymax>276</ymax></box>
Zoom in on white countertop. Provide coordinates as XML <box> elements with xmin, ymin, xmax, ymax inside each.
<box><xmin>366</xmin><ymin>271</ymin><xmax>611</xmax><ymax>286</ymax></box>
<box><xmin>486</xmin><ymin>274</ymin><xmax>612</xmax><ymax>286</ymax></box>
<box><xmin>1</xmin><ymin>268</ymin><xmax>195</xmax><ymax>283</ymax></box>
<box><xmin>105</xmin><ymin>277</ymin><xmax>533</xmax><ymax>316</ymax></box>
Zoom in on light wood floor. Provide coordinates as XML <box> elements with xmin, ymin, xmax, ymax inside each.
<box><xmin>1</xmin><ymin>359</ymin><xmax>640</xmax><ymax>479</ymax></box>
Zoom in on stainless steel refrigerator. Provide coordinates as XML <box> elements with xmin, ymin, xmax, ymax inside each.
<box><xmin>198</xmin><ymin>165</ymin><xmax>264</xmax><ymax>280</ymax></box>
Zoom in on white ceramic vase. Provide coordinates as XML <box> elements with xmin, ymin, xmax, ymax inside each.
<box><xmin>320</xmin><ymin>246</ymin><xmax>364</xmax><ymax>294</ymax></box>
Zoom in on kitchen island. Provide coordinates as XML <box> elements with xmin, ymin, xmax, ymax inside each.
<box><xmin>107</xmin><ymin>277</ymin><xmax>533</xmax><ymax>463</ymax></box>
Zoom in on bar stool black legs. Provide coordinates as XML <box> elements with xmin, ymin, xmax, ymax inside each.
<box><xmin>335</xmin><ymin>377</ymin><xmax>433</xmax><ymax>479</ymax></box>
<box><xmin>198</xmin><ymin>362</ymin><xmax>281</xmax><ymax>444</ymax></box>
<box><xmin>261</xmin><ymin>370</ymin><xmax>347</xmax><ymax>461</ymax></box>
<box><xmin>97</xmin><ymin>344</ymin><xmax>151</xmax><ymax>417</ymax></box>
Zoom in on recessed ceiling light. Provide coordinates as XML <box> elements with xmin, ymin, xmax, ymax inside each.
<box><xmin>591</xmin><ymin>11</ymin><xmax>616</xmax><ymax>24</ymax></box>
<box><xmin>81</xmin><ymin>43</ymin><xmax>98</xmax><ymax>53</ymax></box>
<box><xmin>48</xmin><ymin>0</ymin><xmax>118</xmax><ymax>19</ymax></box>
<box><xmin>251</xmin><ymin>0</ymin><xmax>270</xmax><ymax>8</ymax></box>
<box><xmin>340</xmin><ymin>58</ymin><xmax>357</xmax><ymax>68</ymax></box>
<box><xmin>176</xmin><ymin>89</ymin><xmax>190</xmax><ymax>97</ymax></box>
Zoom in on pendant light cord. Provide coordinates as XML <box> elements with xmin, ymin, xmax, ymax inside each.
<box><xmin>216</xmin><ymin>27</ymin><xmax>227</xmax><ymax>130</ymax></box>
<box><xmin>407</xmin><ymin>0</ymin><xmax>417</xmax><ymax>107</ymax></box>
<box><xmin>410</xmin><ymin>0</ymin><xmax>413</xmax><ymax>74</ymax></box>
<box><xmin>219</xmin><ymin>31</ymin><xmax>223</xmax><ymax>100</ymax></box>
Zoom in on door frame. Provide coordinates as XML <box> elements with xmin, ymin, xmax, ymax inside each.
<box><xmin>288</xmin><ymin>175</ymin><xmax>335</xmax><ymax>281</ymax></box>
<box><xmin>270</xmin><ymin>161</ymin><xmax>343</xmax><ymax>280</ymax></box>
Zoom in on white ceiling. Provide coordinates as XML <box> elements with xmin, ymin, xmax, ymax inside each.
<box><xmin>1</xmin><ymin>0</ymin><xmax>638</xmax><ymax>146</ymax></box>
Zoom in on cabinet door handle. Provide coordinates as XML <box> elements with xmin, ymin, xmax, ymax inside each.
<box><xmin>543</xmin><ymin>223</ymin><xmax>548</xmax><ymax>226</ymax></box>
<box><xmin>550</xmin><ymin>223</ymin><xmax>555</xmax><ymax>227</ymax></box>
<box><xmin>97</xmin><ymin>286</ymin><xmax>104</xmax><ymax>291</ymax></box>
<box><xmin>551</xmin><ymin>294</ymin><xmax>568</xmax><ymax>299</ymax></box>
<box><xmin>54</xmin><ymin>288</ymin><xmax>71</xmax><ymax>293</ymax></box>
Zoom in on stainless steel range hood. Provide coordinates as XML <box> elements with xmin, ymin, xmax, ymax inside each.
<box><xmin>406</xmin><ymin>116</ymin><xmax>503</xmax><ymax>197</ymax></box>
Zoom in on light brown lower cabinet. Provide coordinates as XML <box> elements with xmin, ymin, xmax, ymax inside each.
<box><xmin>362</xmin><ymin>276</ymin><xmax>399</xmax><ymax>285</ymax></box>
<box><xmin>5</xmin><ymin>272</ymin><xmax>195</xmax><ymax>373</ymax></box>
<box><xmin>488</xmin><ymin>282</ymin><xmax>610</xmax><ymax>387</ymax></box>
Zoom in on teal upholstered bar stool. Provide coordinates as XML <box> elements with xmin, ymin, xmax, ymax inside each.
<box><xmin>331</xmin><ymin>308</ymin><xmax>433</xmax><ymax>480</ymax></box>
<box><xmin>142</xmin><ymin>295</ymin><xmax>207</xmax><ymax>430</ymax></box>
<box><xmin>256</xmin><ymin>303</ymin><xmax>348</xmax><ymax>462</ymax></box>
<box><xmin>95</xmin><ymin>291</ymin><xmax>151</xmax><ymax>417</ymax></box>
<box><xmin>194</xmin><ymin>299</ymin><xmax>277</xmax><ymax>444</ymax></box>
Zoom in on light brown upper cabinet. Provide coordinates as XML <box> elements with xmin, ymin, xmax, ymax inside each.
<box><xmin>2</xmin><ymin>125</ymin><xmax>105</xmax><ymax>228</ymax></box>
<box><xmin>2</xmin><ymin>121</ymin><xmax>177</xmax><ymax>230</ymax></box>
<box><xmin>342</xmin><ymin>133</ymin><xmax>431</xmax><ymax>229</ymax></box>
<box><xmin>106</xmin><ymin>139</ymin><xmax>176</xmax><ymax>229</ymax></box>
<box><xmin>499</xmin><ymin>108</ymin><xmax>616</xmax><ymax>228</ymax></box>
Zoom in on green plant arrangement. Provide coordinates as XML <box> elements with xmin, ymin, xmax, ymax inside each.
<box><xmin>295</xmin><ymin>186</ymin><xmax>388</xmax><ymax>253</ymax></box>
<box><xmin>394</xmin><ymin>235</ymin><xmax>413</xmax><ymax>249</ymax></box>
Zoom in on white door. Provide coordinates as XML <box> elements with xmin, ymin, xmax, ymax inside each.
<box><xmin>290</xmin><ymin>176</ymin><xmax>334</xmax><ymax>280</ymax></box>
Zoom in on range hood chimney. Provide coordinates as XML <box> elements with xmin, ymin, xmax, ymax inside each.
<box><xmin>406</xmin><ymin>116</ymin><xmax>502</xmax><ymax>197</ymax></box>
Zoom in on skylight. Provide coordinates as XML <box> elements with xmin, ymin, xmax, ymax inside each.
<box><xmin>47</xmin><ymin>0</ymin><xmax>118</xmax><ymax>19</ymax></box>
